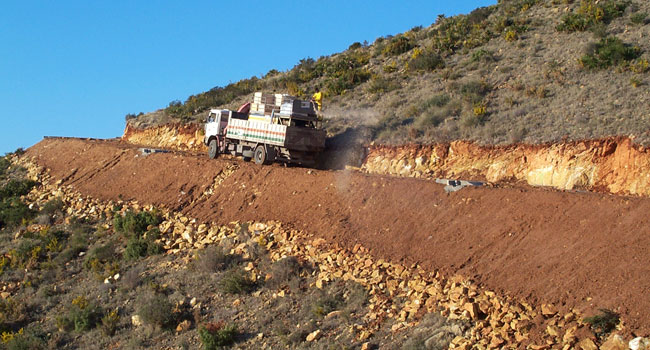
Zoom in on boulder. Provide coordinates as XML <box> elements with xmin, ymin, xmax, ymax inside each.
<box><xmin>577</xmin><ymin>338</ymin><xmax>597</xmax><ymax>350</ymax></box>
<box><xmin>131</xmin><ymin>315</ymin><xmax>142</xmax><ymax>327</ymax></box>
<box><xmin>541</xmin><ymin>303</ymin><xmax>557</xmax><ymax>317</ymax></box>
<box><xmin>630</xmin><ymin>337</ymin><xmax>650</xmax><ymax>350</ymax></box>
<box><xmin>600</xmin><ymin>334</ymin><xmax>627</xmax><ymax>350</ymax></box>
<box><xmin>306</xmin><ymin>329</ymin><xmax>321</xmax><ymax>342</ymax></box>
<box><xmin>176</xmin><ymin>320</ymin><xmax>191</xmax><ymax>332</ymax></box>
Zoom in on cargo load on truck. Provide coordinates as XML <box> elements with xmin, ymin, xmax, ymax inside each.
<box><xmin>204</xmin><ymin>92</ymin><xmax>326</xmax><ymax>166</ymax></box>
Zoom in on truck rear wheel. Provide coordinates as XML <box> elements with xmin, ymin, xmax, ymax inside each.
<box><xmin>208</xmin><ymin>139</ymin><xmax>219</xmax><ymax>159</ymax></box>
<box><xmin>254</xmin><ymin>145</ymin><xmax>268</xmax><ymax>165</ymax></box>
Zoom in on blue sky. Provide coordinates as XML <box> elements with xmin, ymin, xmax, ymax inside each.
<box><xmin>0</xmin><ymin>0</ymin><xmax>495</xmax><ymax>154</ymax></box>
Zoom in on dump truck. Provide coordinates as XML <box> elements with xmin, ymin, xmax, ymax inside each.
<box><xmin>204</xmin><ymin>92</ymin><xmax>326</xmax><ymax>166</ymax></box>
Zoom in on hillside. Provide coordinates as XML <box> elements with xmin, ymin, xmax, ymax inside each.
<box><xmin>0</xmin><ymin>138</ymin><xmax>646</xmax><ymax>349</ymax></box>
<box><xmin>128</xmin><ymin>0</ymin><xmax>650</xmax><ymax>146</ymax></box>
<box><xmin>2</xmin><ymin>1</ymin><xmax>650</xmax><ymax>349</ymax></box>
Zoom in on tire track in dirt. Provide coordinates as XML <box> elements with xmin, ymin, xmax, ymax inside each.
<box><xmin>25</xmin><ymin>138</ymin><xmax>650</xmax><ymax>335</ymax></box>
<box><xmin>67</xmin><ymin>149</ymin><xmax>129</xmax><ymax>185</ymax></box>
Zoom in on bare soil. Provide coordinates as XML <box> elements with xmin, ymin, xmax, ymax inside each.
<box><xmin>27</xmin><ymin>138</ymin><xmax>650</xmax><ymax>336</ymax></box>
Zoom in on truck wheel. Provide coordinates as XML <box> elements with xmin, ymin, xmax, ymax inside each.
<box><xmin>254</xmin><ymin>145</ymin><xmax>267</xmax><ymax>165</ymax></box>
<box><xmin>208</xmin><ymin>139</ymin><xmax>219</xmax><ymax>159</ymax></box>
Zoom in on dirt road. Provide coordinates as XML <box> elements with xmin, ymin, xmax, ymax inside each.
<box><xmin>27</xmin><ymin>138</ymin><xmax>650</xmax><ymax>334</ymax></box>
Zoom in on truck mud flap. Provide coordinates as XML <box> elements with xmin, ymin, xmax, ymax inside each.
<box><xmin>285</xmin><ymin>128</ymin><xmax>326</xmax><ymax>152</ymax></box>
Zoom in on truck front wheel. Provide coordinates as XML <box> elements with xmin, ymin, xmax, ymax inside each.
<box><xmin>208</xmin><ymin>138</ymin><xmax>219</xmax><ymax>159</ymax></box>
<box><xmin>254</xmin><ymin>145</ymin><xmax>268</xmax><ymax>165</ymax></box>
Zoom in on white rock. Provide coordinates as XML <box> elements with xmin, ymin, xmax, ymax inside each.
<box><xmin>306</xmin><ymin>329</ymin><xmax>321</xmax><ymax>342</ymax></box>
<box><xmin>630</xmin><ymin>337</ymin><xmax>650</xmax><ymax>350</ymax></box>
<box><xmin>131</xmin><ymin>315</ymin><xmax>142</xmax><ymax>327</ymax></box>
<box><xmin>181</xmin><ymin>229</ymin><xmax>194</xmax><ymax>243</ymax></box>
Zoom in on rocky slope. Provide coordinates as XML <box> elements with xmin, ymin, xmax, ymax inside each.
<box><xmin>124</xmin><ymin>124</ymin><xmax>650</xmax><ymax>197</ymax></box>
<box><xmin>119</xmin><ymin>0</ymin><xmax>650</xmax><ymax>199</ymax></box>
<box><xmin>127</xmin><ymin>0</ymin><xmax>650</xmax><ymax>147</ymax></box>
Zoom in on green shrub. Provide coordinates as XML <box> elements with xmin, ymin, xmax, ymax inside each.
<box><xmin>123</xmin><ymin>238</ymin><xmax>148</xmax><ymax>260</ymax></box>
<box><xmin>408</xmin><ymin>48</ymin><xmax>445</xmax><ymax>72</ymax></box>
<box><xmin>2</xmin><ymin>330</ymin><xmax>46</xmax><ymax>350</ymax></box>
<box><xmin>382</xmin><ymin>36</ymin><xmax>413</xmax><ymax>56</ymax></box>
<box><xmin>584</xmin><ymin>309</ymin><xmax>619</xmax><ymax>339</ymax></box>
<box><xmin>500</xmin><ymin>0</ymin><xmax>539</xmax><ymax>15</ymax></box>
<box><xmin>199</xmin><ymin>323</ymin><xmax>238</xmax><ymax>349</ymax></box>
<box><xmin>164</xmin><ymin>76</ymin><xmax>263</xmax><ymax>121</ymax></box>
<box><xmin>557</xmin><ymin>0</ymin><xmax>628</xmax><ymax>32</ymax></box>
<box><xmin>557</xmin><ymin>13</ymin><xmax>591</xmax><ymax>32</ymax></box>
<box><xmin>285</xmin><ymin>57</ymin><xmax>318</xmax><ymax>84</ymax></box>
<box><xmin>366</xmin><ymin>74</ymin><xmax>399</xmax><ymax>94</ymax></box>
<box><xmin>123</xmin><ymin>228</ymin><xmax>162</xmax><ymax>260</ymax></box>
<box><xmin>84</xmin><ymin>243</ymin><xmax>115</xmax><ymax>267</ymax></box>
<box><xmin>461</xmin><ymin>113</ymin><xmax>484</xmax><ymax>128</ymax></box>
<box><xmin>458</xmin><ymin>80</ymin><xmax>491</xmax><ymax>104</ymax></box>
<box><xmin>415</xmin><ymin>112</ymin><xmax>446</xmax><ymax>129</ymax></box>
<box><xmin>410</xmin><ymin>95</ymin><xmax>453</xmax><ymax>130</ymax></box>
<box><xmin>630</xmin><ymin>58</ymin><xmax>649</xmax><ymax>73</ymax></box>
<box><xmin>124</xmin><ymin>113</ymin><xmax>137</xmax><ymax>122</ymax></box>
<box><xmin>0</xmin><ymin>157</ymin><xmax>9</xmax><ymax>177</ymax></box>
<box><xmin>56</xmin><ymin>296</ymin><xmax>103</xmax><ymax>332</ymax></box>
<box><xmin>470</xmin><ymin>49</ymin><xmax>495</xmax><ymax>63</ymax></box>
<box><xmin>54</xmin><ymin>229</ymin><xmax>89</xmax><ymax>265</ymax></box>
<box><xmin>423</xmin><ymin>94</ymin><xmax>451</xmax><ymax>109</ymax></box>
<box><xmin>218</xmin><ymin>268</ymin><xmax>256</xmax><ymax>294</ymax></box>
<box><xmin>11</xmin><ymin>148</ymin><xmax>25</xmax><ymax>156</ymax></box>
<box><xmin>0</xmin><ymin>198</ymin><xmax>34</xmax><ymax>229</ymax></box>
<box><xmin>0</xmin><ymin>179</ymin><xmax>38</xmax><ymax>229</ymax></box>
<box><xmin>580</xmin><ymin>36</ymin><xmax>642</xmax><ymax>69</ymax></box>
<box><xmin>348</xmin><ymin>42</ymin><xmax>362</xmax><ymax>50</ymax></box>
<box><xmin>467</xmin><ymin>6</ymin><xmax>495</xmax><ymax>24</ymax></box>
<box><xmin>325</xmin><ymin>69</ymin><xmax>371</xmax><ymax>96</ymax></box>
<box><xmin>312</xmin><ymin>293</ymin><xmax>342</xmax><ymax>318</ymax></box>
<box><xmin>7</xmin><ymin>229</ymin><xmax>67</xmax><ymax>269</ymax></box>
<box><xmin>136</xmin><ymin>292</ymin><xmax>176</xmax><ymax>328</ymax></box>
<box><xmin>630</xmin><ymin>12</ymin><xmax>647</xmax><ymax>25</ymax></box>
<box><xmin>40</xmin><ymin>198</ymin><xmax>64</xmax><ymax>217</ymax></box>
<box><xmin>504</xmin><ymin>29</ymin><xmax>518</xmax><ymax>41</ymax></box>
<box><xmin>0</xmin><ymin>297</ymin><xmax>29</xmax><ymax>332</ymax></box>
<box><xmin>430</xmin><ymin>14</ymin><xmax>492</xmax><ymax>53</ymax></box>
<box><xmin>101</xmin><ymin>309</ymin><xmax>120</xmax><ymax>336</ymax></box>
<box><xmin>630</xmin><ymin>77</ymin><xmax>643</xmax><ymax>87</ymax></box>
<box><xmin>265</xmin><ymin>69</ymin><xmax>279</xmax><ymax>78</ymax></box>
<box><xmin>83</xmin><ymin>242</ymin><xmax>119</xmax><ymax>279</ymax></box>
<box><xmin>196</xmin><ymin>246</ymin><xmax>232</xmax><ymax>273</ymax></box>
<box><xmin>267</xmin><ymin>256</ymin><xmax>302</xmax><ymax>290</ymax></box>
<box><xmin>0</xmin><ymin>179</ymin><xmax>38</xmax><ymax>199</ymax></box>
<box><xmin>113</xmin><ymin>210</ymin><xmax>162</xmax><ymax>238</ymax></box>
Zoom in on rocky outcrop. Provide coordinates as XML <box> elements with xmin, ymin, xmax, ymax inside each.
<box><xmin>122</xmin><ymin>122</ymin><xmax>206</xmax><ymax>152</ymax></box>
<box><xmin>122</xmin><ymin>121</ymin><xmax>650</xmax><ymax>197</ymax></box>
<box><xmin>362</xmin><ymin>138</ymin><xmax>650</xmax><ymax>196</ymax></box>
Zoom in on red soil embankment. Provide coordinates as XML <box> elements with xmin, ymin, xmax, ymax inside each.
<box><xmin>27</xmin><ymin>138</ymin><xmax>650</xmax><ymax>336</ymax></box>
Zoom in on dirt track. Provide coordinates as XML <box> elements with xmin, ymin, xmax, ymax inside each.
<box><xmin>27</xmin><ymin>138</ymin><xmax>650</xmax><ymax>335</ymax></box>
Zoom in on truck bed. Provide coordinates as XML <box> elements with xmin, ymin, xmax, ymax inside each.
<box><xmin>225</xmin><ymin>118</ymin><xmax>325</xmax><ymax>152</ymax></box>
